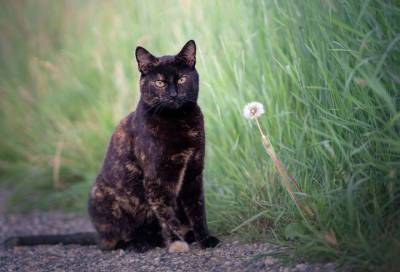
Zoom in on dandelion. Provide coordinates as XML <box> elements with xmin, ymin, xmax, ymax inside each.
<box><xmin>243</xmin><ymin>101</ymin><xmax>314</xmax><ymax>218</ymax></box>
<box><xmin>243</xmin><ymin>102</ymin><xmax>265</xmax><ymax>119</ymax></box>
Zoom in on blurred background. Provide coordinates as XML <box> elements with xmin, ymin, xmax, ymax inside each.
<box><xmin>0</xmin><ymin>0</ymin><xmax>399</xmax><ymax>270</ymax></box>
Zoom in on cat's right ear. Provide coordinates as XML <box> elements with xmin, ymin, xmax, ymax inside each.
<box><xmin>135</xmin><ymin>47</ymin><xmax>159</xmax><ymax>73</ymax></box>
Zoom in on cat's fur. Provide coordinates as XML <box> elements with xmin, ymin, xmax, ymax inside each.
<box><xmin>88</xmin><ymin>40</ymin><xmax>219</xmax><ymax>252</ymax></box>
<box><xmin>3</xmin><ymin>40</ymin><xmax>219</xmax><ymax>253</ymax></box>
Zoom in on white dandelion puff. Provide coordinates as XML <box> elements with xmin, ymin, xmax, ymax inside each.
<box><xmin>243</xmin><ymin>101</ymin><xmax>265</xmax><ymax>119</ymax></box>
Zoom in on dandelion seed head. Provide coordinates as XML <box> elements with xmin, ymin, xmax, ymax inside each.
<box><xmin>243</xmin><ymin>101</ymin><xmax>265</xmax><ymax>119</ymax></box>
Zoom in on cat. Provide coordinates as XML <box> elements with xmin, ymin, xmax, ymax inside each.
<box><xmin>4</xmin><ymin>40</ymin><xmax>219</xmax><ymax>253</ymax></box>
<box><xmin>88</xmin><ymin>40</ymin><xmax>219</xmax><ymax>252</ymax></box>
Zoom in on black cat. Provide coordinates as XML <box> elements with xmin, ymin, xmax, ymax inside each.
<box><xmin>4</xmin><ymin>40</ymin><xmax>219</xmax><ymax>253</ymax></box>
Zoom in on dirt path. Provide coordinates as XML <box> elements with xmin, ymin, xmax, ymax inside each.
<box><xmin>0</xmin><ymin>194</ymin><xmax>335</xmax><ymax>271</ymax></box>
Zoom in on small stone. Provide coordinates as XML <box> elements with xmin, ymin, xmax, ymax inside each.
<box><xmin>264</xmin><ymin>256</ymin><xmax>275</xmax><ymax>265</ymax></box>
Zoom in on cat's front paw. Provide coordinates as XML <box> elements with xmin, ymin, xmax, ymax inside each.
<box><xmin>168</xmin><ymin>240</ymin><xmax>190</xmax><ymax>253</ymax></box>
<box><xmin>199</xmin><ymin>235</ymin><xmax>220</xmax><ymax>248</ymax></box>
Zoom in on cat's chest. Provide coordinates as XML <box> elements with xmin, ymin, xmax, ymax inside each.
<box><xmin>133</xmin><ymin>123</ymin><xmax>201</xmax><ymax>173</ymax></box>
<box><xmin>145</xmin><ymin>117</ymin><xmax>202</xmax><ymax>143</ymax></box>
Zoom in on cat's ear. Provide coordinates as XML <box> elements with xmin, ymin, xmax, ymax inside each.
<box><xmin>176</xmin><ymin>40</ymin><xmax>196</xmax><ymax>68</ymax></box>
<box><xmin>135</xmin><ymin>46</ymin><xmax>159</xmax><ymax>73</ymax></box>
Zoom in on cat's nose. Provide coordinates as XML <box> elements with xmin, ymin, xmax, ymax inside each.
<box><xmin>169</xmin><ymin>89</ymin><xmax>177</xmax><ymax>97</ymax></box>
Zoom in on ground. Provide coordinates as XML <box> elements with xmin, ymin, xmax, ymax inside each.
<box><xmin>0</xmin><ymin>192</ymin><xmax>335</xmax><ymax>272</ymax></box>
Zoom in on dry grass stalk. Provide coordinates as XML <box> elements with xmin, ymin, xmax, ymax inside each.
<box><xmin>52</xmin><ymin>141</ymin><xmax>64</xmax><ymax>189</ymax></box>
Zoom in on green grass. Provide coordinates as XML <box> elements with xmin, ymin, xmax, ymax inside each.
<box><xmin>0</xmin><ymin>0</ymin><xmax>399</xmax><ymax>271</ymax></box>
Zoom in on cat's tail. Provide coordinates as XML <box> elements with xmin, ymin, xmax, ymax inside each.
<box><xmin>3</xmin><ymin>232</ymin><xmax>98</xmax><ymax>249</ymax></box>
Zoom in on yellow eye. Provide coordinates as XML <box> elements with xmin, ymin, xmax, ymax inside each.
<box><xmin>155</xmin><ymin>80</ymin><xmax>166</xmax><ymax>88</ymax></box>
<box><xmin>177</xmin><ymin>76</ymin><xmax>187</xmax><ymax>84</ymax></box>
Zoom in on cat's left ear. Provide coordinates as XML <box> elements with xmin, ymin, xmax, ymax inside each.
<box><xmin>135</xmin><ymin>46</ymin><xmax>159</xmax><ymax>73</ymax></box>
<box><xmin>176</xmin><ymin>40</ymin><xmax>196</xmax><ymax>68</ymax></box>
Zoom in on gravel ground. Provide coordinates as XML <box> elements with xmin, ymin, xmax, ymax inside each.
<box><xmin>0</xmin><ymin>194</ymin><xmax>335</xmax><ymax>272</ymax></box>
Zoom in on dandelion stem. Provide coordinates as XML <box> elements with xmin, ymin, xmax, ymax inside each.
<box><xmin>254</xmin><ymin>117</ymin><xmax>314</xmax><ymax>218</ymax></box>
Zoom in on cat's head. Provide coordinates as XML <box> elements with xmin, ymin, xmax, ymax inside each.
<box><xmin>135</xmin><ymin>40</ymin><xmax>199</xmax><ymax>110</ymax></box>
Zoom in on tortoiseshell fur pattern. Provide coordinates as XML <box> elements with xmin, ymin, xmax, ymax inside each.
<box><xmin>88</xmin><ymin>40</ymin><xmax>219</xmax><ymax>252</ymax></box>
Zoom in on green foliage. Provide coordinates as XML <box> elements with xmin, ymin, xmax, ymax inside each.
<box><xmin>0</xmin><ymin>0</ymin><xmax>399</xmax><ymax>270</ymax></box>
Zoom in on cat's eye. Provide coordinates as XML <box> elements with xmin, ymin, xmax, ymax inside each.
<box><xmin>177</xmin><ymin>76</ymin><xmax>187</xmax><ymax>84</ymax></box>
<box><xmin>155</xmin><ymin>80</ymin><xmax>166</xmax><ymax>88</ymax></box>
